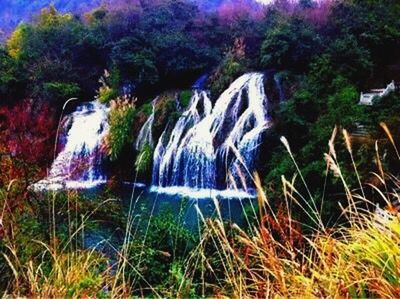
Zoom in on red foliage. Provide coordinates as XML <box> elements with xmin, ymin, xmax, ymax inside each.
<box><xmin>239</xmin><ymin>205</ymin><xmax>305</xmax><ymax>297</ymax></box>
<box><xmin>0</xmin><ymin>100</ymin><xmax>56</xmax><ymax>186</ymax></box>
<box><xmin>217</xmin><ymin>0</ymin><xmax>265</xmax><ymax>25</ymax></box>
<box><xmin>269</xmin><ymin>0</ymin><xmax>333</xmax><ymax>26</ymax></box>
<box><xmin>269</xmin><ymin>0</ymin><xmax>297</xmax><ymax>15</ymax></box>
<box><xmin>259</xmin><ymin>205</ymin><xmax>304</xmax><ymax>257</ymax></box>
<box><xmin>301</xmin><ymin>0</ymin><xmax>333</xmax><ymax>27</ymax></box>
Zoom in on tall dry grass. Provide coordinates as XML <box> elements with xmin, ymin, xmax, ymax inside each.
<box><xmin>1</xmin><ymin>124</ymin><xmax>400</xmax><ymax>298</ymax></box>
<box><xmin>1</xmin><ymin>190</ymin><xmax>128</xmax><ymax>298</ymax></box>
<box><xmin>189</xmin><ymin>124</ymin><xmax>400</xmax><ymax>298</ymax></box>
<box><xmin>1</xmin><ymin>175</ymin><xmax>173</xmax><ymax>297</ymax></box>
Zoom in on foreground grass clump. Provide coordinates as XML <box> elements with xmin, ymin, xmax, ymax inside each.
<box><xmin>197</xmin><ymin>203</ymin><xmax>400</xmax><ymax>297</ymax></box>
<box><xmin>0</xmin><ymin>187</ymin><xmax>200</xmax><ymax>297</ymax></box>
<box><xmin>189</xmin><ymin>126</ymin><xmax>400</xmax><ymax>298</ymax></box>
<box><xmin>0</xmin><ymin>190</ymin><xmax>127</xmax><ymax>297</ymax></box>
<box><xmin>14</xmin><ymin>248</ymin><xmax>110</xmax><ymax>298</ymax></box>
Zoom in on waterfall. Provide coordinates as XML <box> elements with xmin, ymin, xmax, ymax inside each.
<box><xmin>152</xmin><ymin>90</ymin><xmax>212</xmax><ymax>187</ymax></box>
<box><xmin>33</xmin><ymin>101</ymin><xmax>109</xmax><ymax>190</ymax></box>
<box><xmin>136</xmin><ymin>97</ymin><xmax>157</xmax><ymax>151</ymax></box>
<box><xmin>151</xmin><ymin>73</ymin><xmax>271</xmax><ymax>196</ymax></box>
<box><xmin>151</xmin><ymin>128</ymin><xmax>167</xmax><ymax>185</ymax></box>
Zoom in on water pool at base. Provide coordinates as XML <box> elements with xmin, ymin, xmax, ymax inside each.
<box><xmin>70</xmin><ymin>183</ymin><xmax>257</xmax><ymax>256</ymax></box>
<box><xmin>121</xmin><ymin>183</ymin><xmax>257</xmax><ymax>230</ymax></box>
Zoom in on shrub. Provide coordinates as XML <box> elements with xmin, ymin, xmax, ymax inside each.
<box><xmin>104</xmin><ymin>98</ymin><xmax>136</xmax><ymax>160</ymax></box>
<box><xmin>97</xmin><ymin>85</ymin><xmax>118</xmax><ymax>104</ymax></box>
<box><xmin>141</xmin><ymin>102</ymin><xmax>153</xmax><ymax>116</ymax></box>
<box><xmin>123</xmin><ymin>206</ymin><xmax>196</xmax><ymax>293</ymax></box>
<box><xmin>153</xmin><ymin>92</ymin><xmax>180</xmax><ymax>136</ymax></box>
<box><xmin>43</xmin><ymin>81</ymin><xmax>81</xmax><ymax>104</ymax></box>
<box><xmin>210</xmin><ymin>38</ymin><xmax>248</xmax><ymax>98</ymax></box>
<box><xmin>0</xmin><ymin>189</ymin><xmax>125</xmax><ymax>297</ymax></box>
<box><xmin>0</xmin><ymin>100</ymin><xmax>55</xmax><ymax>187</ymax></box>
<box><xmin>179</xmin><ymin>90</ymin><xmax>192</xmax><ymax>108</ymax></box>
<box><xmin>96</xmin><ymin>70</ymin><xmax>119</xmax><ymax>104</ymax></box>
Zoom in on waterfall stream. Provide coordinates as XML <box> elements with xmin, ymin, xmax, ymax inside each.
<box><xmin>152</xmin><ymin>90</ymin><xmax>212</xmax><ymax>187</ymax></box>
<box><xmin>135</xmin><ymin>97</ymin><xmax>157</xmax><ymax>151</ymax></box>
<box><xmin>33</xmin><ymin>72</ymin><xmax>273</xmax><ymax>197</ymax></box>
<box><xmin>151</xmin><ymin>72</ymin><xmax>271</xmax><ymax>197</ymax></box>
<box><xmin>33</xmin><ymin>101</ymin><xmax>109</xmax><ymax>190</ymax></box>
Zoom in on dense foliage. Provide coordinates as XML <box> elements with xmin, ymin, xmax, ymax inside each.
<box><xmin>104</xmin><ymin>98</ymin><xmax>136</xmax><ymax>161</ymax></box>
<box><xmin>0</xmin><ymin>0</ymin><xmax>266</xmax><ymax>105</ymax></box>
<box><xmin>259</xmin><ymin>0</ymin><xmax>400</xmax><ymax>224</ymax></box>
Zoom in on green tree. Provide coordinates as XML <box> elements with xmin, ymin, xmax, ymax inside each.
<box><xmin>6</xmin><ymin>6</ymin><xmax>106</xmax><ymax>104</ymax></box>
<box><xmin>111</xmin><ymin>37</ymin><xmax>159</xmax><ymax>86</ymax></box>
<box><xmin>0</xmin><ymin>48</ymin><xmax>25</xmax><ymax>102</ymax></box>
<box><xmin>260</xmin><ymin>16</ymin><xmax>322</xmax><ymax>71</ymax></box>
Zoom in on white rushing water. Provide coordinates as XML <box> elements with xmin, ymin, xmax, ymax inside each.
<box><xmin>152</xmin><ymin>90</ymin><xmax>212</xmax><ymax>187</ymax></box>
<box><xmin>33</xmin><ymin>101</ymin><xmax>109</xmax><ymax>191</ymax></box>
<box><xmin>135</xmin><ymin>97</ymin><xmax>157</xmax><ymax>151</ymax></box>
<box><xmin>152</xmin><ymin>73</ymin><xmax>271</xmax><ymax>196</ymax></box>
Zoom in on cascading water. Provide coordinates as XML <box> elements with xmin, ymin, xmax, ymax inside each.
<box><xmin>153</xmin><ymin>90</ymin><xmax>212</xmax><ymax>187</ymax></box>
<box><xmin>136</xmin><ymin>97</ymin><xmax>157</xmax><ymax>151</ymax></box>
<box><xmin>151</xmin><ymin>73</ymin><xmax>271</xmax><ymax>197</ymax></box>
<box><xmin>33</xmin><ymin>101</ymin><xmax>109</xmax><ymax>190</ymax></box>
<box><xmin>151</xmin><ymin>128</ymin><xmax>167</xmax><ymax>186</ymax></box>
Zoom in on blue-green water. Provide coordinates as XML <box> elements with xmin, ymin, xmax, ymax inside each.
<box><xmin>121</xmin><ymin>183</ymin><xmax>257</xmax><ymax>230</ymax></box>
<box><xmin>82</xmin><ymin>183</ymin><xmax>257</xmax><ymax>256</ymax></box>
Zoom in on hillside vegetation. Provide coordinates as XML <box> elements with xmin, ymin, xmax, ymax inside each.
<box><xmin>0</xmin><ymin>0</ymin><xmax>400</xmax><ymax>297</ymax></box>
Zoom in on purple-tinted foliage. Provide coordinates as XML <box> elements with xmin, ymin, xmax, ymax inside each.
<box><xmin>0</xmin><ymin>0</ymin><xmax>266</xmax><ymax>39</ymax></box>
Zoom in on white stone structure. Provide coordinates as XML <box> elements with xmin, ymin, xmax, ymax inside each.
<box><xmin>360</xmin><ymin>80</ymin><xmax>395</xmax><ymax>105</ymax></box>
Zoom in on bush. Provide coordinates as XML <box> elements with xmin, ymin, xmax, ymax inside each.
<box><xmin>141</xmin><ymin>102</ymin><xmax>153</xmax><ymax>116</ymax></box>
<box><xmin>0</xmin><ymin>189</ymin><xmax>125</xmax><ymax>297</ymax></box>
<box><xmin>179</xmin><ymin>90</ymin><xmax>192</xmax><ymax>108</ymax></box>
<box><xmin>97</xmin><ymin>85</ymin><xmax>118</xmax><ymax>104</ymax></box>
<box><xmin>192</xmin><ymin>129</ymin><xmax>400</xmax><ymax>298</ymax></box>
<box><xmin>104</xmin><ymin>98</ymin><xmax>136</xmax><ymax>160</ymax></box>
<box><xmin>124</xmin><ymin>206</ymin><xmax>196</xmax><ymax>292</ymax></box>
<box><xmin>210</xmin><ymin>38</ymin><xmax>248</xmax><ymax>98</ymax></box>
<box><xmin>96</xmin><ymin>70</ymin><xmax>119</xmax><ymax>104</ymax></box>
<box><xmin>43</xmin><ymin>81</ymin><xmax>81</xmax><ymax>103</ymax></box>
<box><xmin>153</xmin><ymin>92</ymin><xmax>180</xmax><ymax>136</ymax></box>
